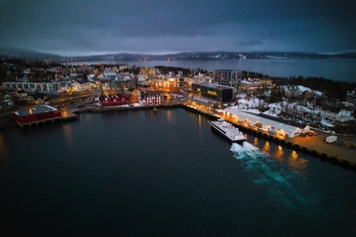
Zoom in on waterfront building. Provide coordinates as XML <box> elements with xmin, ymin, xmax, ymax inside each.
<box><xmin>2</xmin><ymin>81</ymin><xmax>68</xmax><ymax>94</ymax></box>
<box><xmin>13</xmin><ymin>105</ymin><xmax>62</xmax><ymax>128</ymax></box>
<box><xmin>223</xmin><ymin>107</ymin><xmax>302</xmax><ymax>138</ymax></box>
<box><xmin>192</xmin><ymin>82</ymin><xmax>233</xmax><ymax>103</ymax></box>
<box><xmin>126</xmin><ymin>87</ymin><xmax>140</xmax><ymax>104</ymax></box>
<box><xmin>185</xmin><ymin>96</ymin><xmax>215</xmax><ymax>112</ymax></box>
<box><xmin>99</xmin><ymin>95</ymin><xmax>128</xmax><ymax>107</ymax></box>
<box><xmin>142</xmin><ymin>93</ymin><xmax>162</xmax><ymax>105</ymax></box>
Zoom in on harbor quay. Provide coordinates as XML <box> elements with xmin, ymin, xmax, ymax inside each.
<box><xmin>182</xmin><ymin>104</ymin><xmax>356</xmax><ymax>169</ymax></box>
<box><xmin>222</xmin><ymin>116</ymin><xmax>356</xmax><ymax>169</ymax></box>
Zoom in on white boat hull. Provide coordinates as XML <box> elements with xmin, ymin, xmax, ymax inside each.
<box><xmin>211</xmin><ymin>119</ymin><xmax>246</xmax><ymax>143</ymax></box>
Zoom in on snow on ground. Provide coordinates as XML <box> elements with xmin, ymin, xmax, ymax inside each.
<box><xmin>262</xmin><ymin>109</ymin><xmax>279</xmax><ymax>117</ymax></box>
<box><xmin>132</xmin><ymin>103</ymin><xmax>142</xmax><ymax>107</ymax></box>
<box><xmin>321</xmin><ymin>119</ymin><xmax>334</xmax><ymax>128</ymax></box>
<box><xmin>297</xmin><ymin>85</ymin><xmax>311</xmax><ymax>92</ymax></box>
<box><xmin>231</xmin><ymin>97</ymin><xmax>318</xmax><ymax>119</ymax></box>
<box><xmin>235</xmin><ymin>97</ymin><xmax>265</xmax><ymax>109</ymax></box>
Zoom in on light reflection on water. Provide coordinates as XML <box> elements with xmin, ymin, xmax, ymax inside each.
<box><xmin>262</xmin><ymin>141</ymin><xmax>270</xmax><ymax>153</ymax></box>
<box><xmin>166</xmin><ymin>110</ymin><xmax>172</xmax><ymax>124</ymax></box>
<box><xmin>249</xmin><ymin>137</ymin><xmax>308</xmax><ymax>174</ymax></box>
<box><xmin>273</xmin><ymin>145</ymin><xmax>284</xmax><ymax>162</ymax></box>
<box><xmin>63</xmin><ymin>124</ymin><xmax>73</xmax><ymax>145</ymax></box>
<box><xmin>287</xmin><ymin>150</ymin><xmax>308</xmax><ymax>174</ymax></box>
<box><xmin>253</xmin><ymin>137</ymin><xmax>258</xmax><ymax>146</ymax></box>
<box><xmin>197</xmin><ymin>114</ymin><xmax>202</xmax><ymax>138</ymax></box>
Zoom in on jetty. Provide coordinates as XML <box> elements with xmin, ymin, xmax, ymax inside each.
<box><xmin>217</xmin><ymin>114</ymin><xmax>356</xmax><ymax>169</ymax></box>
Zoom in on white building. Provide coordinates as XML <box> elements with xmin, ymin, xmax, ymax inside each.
<box><xmin>224</xmin><ymin>107</ymin><xmax>303</xmax><ymax>138</ymax></box>
<box><xmin>320</xmin><ymin>108</ymin><xmax>354</xmax><ymax>123</ymax></box>
<box><xmin>2</xmin><ymin>81</ymin><xmax>68</xmax><ymax>94</ymax></box>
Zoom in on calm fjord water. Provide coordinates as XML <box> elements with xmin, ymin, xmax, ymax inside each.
<box><xmin>1</xmin><ymin>109</ymin><xmax>355</xmax><ymax>237</ymax></box>
<box><xmin>71</xmin><ymin>58</ymin><xmax>356</xmax><ymax>82</ymax></box>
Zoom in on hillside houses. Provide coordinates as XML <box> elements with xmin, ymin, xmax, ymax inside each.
<box><xmin>280</xmin><ymin>85</ymin><xmax>324</xmax><ymax>98</ymax></box>
<box><xmin>320</xmin><ymin>103</ymin><xmax>355</xmax><ymax>123</ymax></box>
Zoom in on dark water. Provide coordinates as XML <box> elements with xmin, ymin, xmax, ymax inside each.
<box><xmin>1</xmin><ymin>109</ymin><xmax>355</xmax><ymax>237</ymax></box>
<box><xmin>69</xmin><ymin>59</ymin><xmax>356</xmax><ymax>82</ymax></box>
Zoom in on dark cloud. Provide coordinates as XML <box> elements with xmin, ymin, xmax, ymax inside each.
<box><xmin>0</xmin><ymin>0</ymin><xmax>355</xmax><ymax>56</ymax></box>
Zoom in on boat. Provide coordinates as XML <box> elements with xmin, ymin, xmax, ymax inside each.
<box><xmin>153</xmin><ymin>107</ymin><xmax>158</xmax><ymax>112</ymax></box>
<box><xmin>211</xmin><ymin>119</ymin><xmax>246</xmax><ymax>143</ymax></box>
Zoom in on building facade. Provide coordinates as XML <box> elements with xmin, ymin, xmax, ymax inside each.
<box><xmin>99</xmin><ymin>95</ymin><xmax>128</xmax><ymax>107</ymax></box>
<box><xmin>213</xmin><ymin>69</ymin><xmax>242</xmax><ymax>87</ymax></box>
<box><xmin>13</xmin><ymin>105</ymin><xmax>62</xmax><ymax>128</ymax></box>
<box><xmin>192</xmin><ymin>82</ymin><xmax>233</xmax><ymax>102</ymax></box>
<box><xmin>2</xmin><ymin>81</ymin><xmax>68</xmax><ymax>94</ymax></box>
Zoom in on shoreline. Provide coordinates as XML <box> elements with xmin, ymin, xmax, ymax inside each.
<box><xmin>182</xmin><ymin>104</ymin><xmax>356</xmax><ymax>169</ymax></box>
<box><xmin>2</xmin><ymin>102</ymin><xmax>355</xmax><ymax>170</ymax></box>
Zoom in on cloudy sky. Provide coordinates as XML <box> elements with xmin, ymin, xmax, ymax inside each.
<box><xmin>1</xmin><ymin>0</ymin><xmax>355</xmax><ymax>56</ymax></box>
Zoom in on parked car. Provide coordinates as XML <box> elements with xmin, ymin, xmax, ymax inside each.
<box><xmin>306</xmin><ymin>131</ymin><xmax>314</xmax><ymax>136</ymax></box>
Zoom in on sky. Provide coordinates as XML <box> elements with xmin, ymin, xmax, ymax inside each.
<box><xmin>1</xmin><ymin>0</ymin><xmax>355</xmax><ymax>56</ymax></box>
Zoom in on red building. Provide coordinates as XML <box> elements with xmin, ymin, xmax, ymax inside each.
<box><xmin>99</xmin><ymin>95</ymin><xmax>128</xmax><ymax>107</ymax></box>
<box><xmin>14</xmin><ymin>105</ymin><xmax>62</xmax><ymax>128</ymax></box>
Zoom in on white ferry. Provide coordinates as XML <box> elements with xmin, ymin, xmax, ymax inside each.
<box><xmin>211</xmin><ymin>119</ymin><xmax>246</xmax><ymax>143</ymax></box>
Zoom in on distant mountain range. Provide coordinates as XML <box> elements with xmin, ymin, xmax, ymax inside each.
<box><xmin>0</xmin><ymin>46</ymin><xmax>64</xmax><ymax>60</ymax></box>
<box><xmin>1</xmin><ymin>46</ymin><xmax>355</xmax><ymax>62</ymax></box>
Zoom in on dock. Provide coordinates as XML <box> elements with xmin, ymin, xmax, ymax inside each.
<box><xmin>218</xmin><ymin>115</ymin><xmax>356</xmax><ymax>169</ymax></box>
<box><xmin>6</xmin><ymin>98</ymin><xmax>355</xmax><ymax>169</ymax></box>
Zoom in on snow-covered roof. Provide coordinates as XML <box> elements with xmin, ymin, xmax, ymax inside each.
<box><xmin>15</xmin><ymin>105</ymin><xmax>58</xmax><ymax>116</ymax></box>
<box><xmin>224</xmin><ymin>107</ymin><xmax>302</xmax><ymax>136</ymax></box>
<box><xmin>297</xmin><ymin>85</ymin><xmax>311</xmax><ymax>92</ymax></box>
<box><xmin>240</xmin><ymin>80</ymin><xmax>261</xmax><ymax>85</ymax></box>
